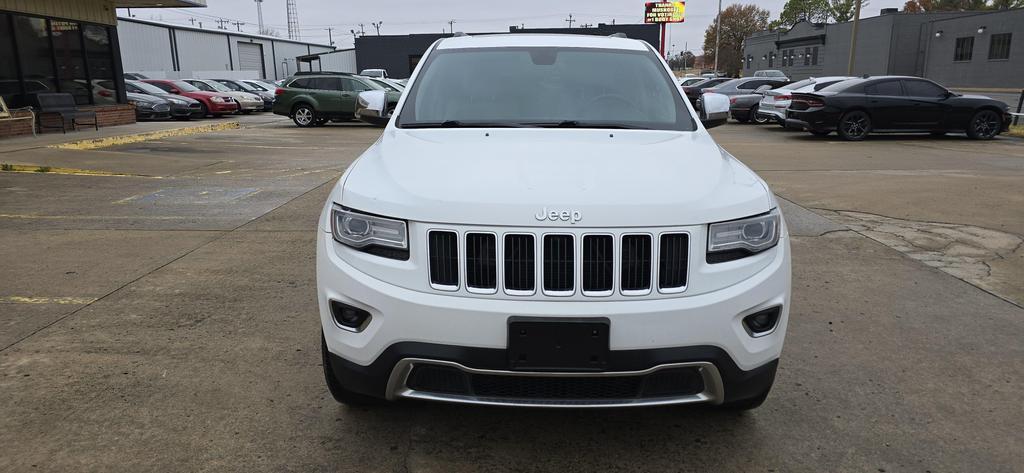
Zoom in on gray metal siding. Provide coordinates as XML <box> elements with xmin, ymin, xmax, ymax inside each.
<box><xmin>117</xmin><ymin>20</ymin><xmax>175</xmax><ymax>73</ymax></box>
<box><xmin>922</xmin><ymin>9</ymin><xmax>1024</xmax><ymax>88</ymax></box>
<box><xmin>175</xmin><ymin>29</ymin><xmax>232</xmax><ymax>73</ymax></box>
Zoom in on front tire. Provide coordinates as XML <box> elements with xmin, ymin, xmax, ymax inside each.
<box><xmin>198</xmin><ymin>102</ymin><xmax>209</xmax><ymax>118</ymax></box>
<box><xmin>292</xmin><ymin>104</ymin><xmax>316</xmax><ymax>128</ymax></box>
<box><xmin>733</xmin><ymin>113</ymin><xmax>750</xmax><ymax>124</ymax></box>
<box><xmin>752</xmin><ymin>105</ymin><xmax>771</xmax><ymax>124</ymax></box>
<box><xmin>321</xmin><ymin>333</ymin><xmax>381</xmax><ymax>406</ymax></box>
<box><xmin>837</xmin><ymin>110</ymin><xmax>871</xmax><ymax>141</ymax></box>
<box><xmin>967</xmin><ymin>110</ymin><xmax>1001</xmax><ymax>140</ymax></box>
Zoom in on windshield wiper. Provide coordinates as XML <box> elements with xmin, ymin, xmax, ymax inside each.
<box><xmin>528</xmin><ymin>120</ymin><xmax>650</xmax><ymax>130</ymax></box>
<box><xmin>401</xmin><ymin>120</ymin><xmax>531</xmax><ymax>129</ymax></box>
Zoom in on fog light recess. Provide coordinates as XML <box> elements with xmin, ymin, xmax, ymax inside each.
<box><xmin>742</xmin><ymin>306</ymin><xmax>781</xmax><ymax>337</ymax></box>
<box><xmin>330</xmin><ymin>301</ymin><xmax>371</xmax><ymax>331</ymax></box>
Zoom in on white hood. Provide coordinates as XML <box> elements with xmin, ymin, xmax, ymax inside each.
<box><xmin>340</xmin><ymin>128</ymin><xmax>772</xmax><ymax>227</ymax></box>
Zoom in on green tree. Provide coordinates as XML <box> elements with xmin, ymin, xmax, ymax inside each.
<box><xmin>778</xmin><ymin>0</ymin><xmax>831</xmax><ymax>26</ymax></box>
<box><xmin>828</xmin><ymin>0</ymin><xmax>870</xmax><ymax>22</ymax></box>
<box><xmin>702</xmin><ymin>4</ymin><xmax>771</xmax><ymax>76</ymax></box>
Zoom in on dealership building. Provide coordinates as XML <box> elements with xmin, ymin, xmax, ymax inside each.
<box><xmin>742</xmin><ymin>8</ymin><xmax>1023</xmax><ymax>88</ymax></box>
<box><xmin>117</xmin><ymin>17</ymin><xmax>335</xmax><ymax>81</ymax></box>
<box><xmin>312</xmin><ymin>23</ymin><xmax>661</xmax><ymax>79</ymax></box>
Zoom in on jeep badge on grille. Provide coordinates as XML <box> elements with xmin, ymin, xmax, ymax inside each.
<box><xmin>535</xmin><ymin>208</ymin><xmax>582</xmax><ymax>224</ymax></box>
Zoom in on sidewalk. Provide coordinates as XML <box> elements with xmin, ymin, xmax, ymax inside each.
<box><xmin>0</xmin><ymin>114</ymin><xmax>284</xmax><ymax>154</ymax></box>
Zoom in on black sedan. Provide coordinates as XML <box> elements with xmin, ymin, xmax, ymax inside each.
<box><xmin>127</xmin><ymin>92</ymin><xmax>172</xmax><ymax>120</ymax></box>
<box><xmin>785</xmin><ymin>76</ymin><xmax>1011</xmax><ymax>140</ymax></box>
<box><xmin>123</xmin><ymin>80</ymin><xmax>204</xmax><ymax>119</ymax></box>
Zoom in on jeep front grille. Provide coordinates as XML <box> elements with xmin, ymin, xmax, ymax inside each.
<box><xmin>427</xmin><ymin>230</ymin><xmax>690</xmax><ymax>297</ymax></box>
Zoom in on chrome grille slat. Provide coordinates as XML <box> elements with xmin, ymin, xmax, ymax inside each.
<box><xmin>543</xmin><ymin>235</ymin><xmax>574</xmax><ymax>294</ymax></box>
<box><xmin>659</xmin><ymin>233</ymin><xmax>689</xmax><ymax>290</ymax></box>
<box><xmin>465</xmin><ymin>233</ymin><xmax>497</xmax><ymax>291</ymax></box>
<box><xmin>620</xmin><ymin>235</ymin><xmax>652</xmax><ymax>293</ymax></box>
<box><xmin>504</xmin><ymin>234</ymin><xmax>535</xmax><ymax>293</ymax></box>
<box><xmin>582</xmin><ymin>235</ymin><xmax>613</xmax><ymax>294</ymax></box>
<box><xmin>428</xmin><ymin>231</ymin><xmax>459</xmax><ymax>289</ymax></box>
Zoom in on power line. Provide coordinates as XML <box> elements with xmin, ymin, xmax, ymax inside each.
<box><xmin>231</xmin><ymin>20</ymin><xmax>245</xmax><ymax>32</ymax></box>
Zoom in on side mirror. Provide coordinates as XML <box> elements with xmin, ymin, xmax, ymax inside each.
<box><xmin>700</xmin><ymin>92</ymin><xmax>730</xmax><ymax>129</ymax></box>
<box><xmin>355</xmin><ymin>90</ymin><xmax>389</xmax><ymax>127</ymax></box>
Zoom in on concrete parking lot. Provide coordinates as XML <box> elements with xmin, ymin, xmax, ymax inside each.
<box><xmin>1</xmin><ymin>117</ymin><xmax>1022</xmax><ymax>472</ymax></box>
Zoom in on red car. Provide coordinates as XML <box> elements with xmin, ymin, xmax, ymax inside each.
<box><xmin>143</xmin><ymin>79</ymin><xmax>238</xmax><ymax>117</ymax></box>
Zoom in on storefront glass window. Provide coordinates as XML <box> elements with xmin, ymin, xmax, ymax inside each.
<box><xmin>84</xmin><ymin>24</ymin><xmax>116</xmax><ymax>104</ymax></box>
<box><xmin>11</xmin><ymin>15</ymin><xmax>56</xmax><ymax>107</ymax></box>
<box><xmin>0</xmin><ymin>13</ymin><xmax>20</xmax><ymax>106</ymax></box>
<box><xmin>51</xmin><ymin>20</ymin><xmax>90</xmax><ymax>105</ymax></box>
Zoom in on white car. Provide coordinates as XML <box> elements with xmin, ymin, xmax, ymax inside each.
<box><xmin>359</xmin><ymin>68</ymin><xmax>388</xmax><ymax>78</ymax></box>
<box><xmin>758</xmin><ymin>76</ymin><xmax>855</xmax><ymax>125</ymax></box>
<box><xmin>183</xmin><ymin>79</ymin><xmax>264</xmax><ymax>114</ymax></box>
<box><xmin>318</xmin><ymin>34</ymin><xmax>791</xmax><ymax>409</ymax></box>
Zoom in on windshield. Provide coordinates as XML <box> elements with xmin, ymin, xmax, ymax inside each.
<box><xmin>129</xmin><ymin>81</ymin><xmax>168</xmax><ymax>95</ymax></box>
<box><xmin>202</xmin><ymin>80</ymin><xmax>233</xmax><ymax>92</ymax></box>
<box><xmin>245</xmin><ymin>81</ymin><xmax>272</xmax><ymax>91</ymax></box>
<box><xmin>397</xmin><ymin>47</ymin><xmax>696</xmax><ymax>131</ymax></box>
<box><xmin>171</xmin><ymin>80</ymin><xmax>200</xmax><ymax>92</ymax></box>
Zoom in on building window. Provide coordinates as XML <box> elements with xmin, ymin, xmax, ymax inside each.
<box><xmin>11</xmin><ymin>15</ymin><xmax>56</xmax><ymax>106</ymax></box>
<box><xmin>51</xmin><ymin>20</ymin><xmax>89</xmax><ymax>105</ymax></box>
<box><xmin>804</xmin><ymin>47</ymin><xmax>810</xmax><ymax>66</ymax></box>
<box><xmin>954</xmin><ymin>37</ymin><xmax>973</xmax><ymax>62</ymax></box>
<box><xmin>0</xmin><ymin>13</ymin><xmax>19</xmax><ymax>106</ymax></box>
<box><xmin>988</xmin><ymin>33</ymin><xmax>1011</xmax><ymax>60</ymax></box>
<box><xmin>768</xmin><ymin>53</ymin><xmax>773</xmax><ymax>67</ymax></box>
<box><xmin>812</xmin><ymin>46</ymin><xmax>819</xmax><ymax>65</ymax></box>
<box><xmin>84</xmin><ymin>24</ymin><xmax>116</xmax><ymax>104</ymax></box>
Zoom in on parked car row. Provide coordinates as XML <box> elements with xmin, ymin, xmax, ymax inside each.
<box><xmin>120</xmin><ymin>74</ymin><xmax>280</xmax><ymax>121</ymax></box>
<box><xmin>716</xmin><ymin>74</ymin><xmax>1010</xmax><ymax>141</ymax></box>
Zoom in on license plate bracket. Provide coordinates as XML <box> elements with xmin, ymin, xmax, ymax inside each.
<box><xmin>507</xmin><ymin>317</ymin><xmax>610</xmax><ymax>371</ymax></box>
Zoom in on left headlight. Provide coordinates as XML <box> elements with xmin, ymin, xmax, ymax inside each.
<box><xmin>707</xmin><ymin>208</ymin><xmax>781</xmax><ymax>263</ymax></box>
<box><xmin>331</xmin><ymin>206</ymin><xmax>409</xmax><ymax>260</ymax></box>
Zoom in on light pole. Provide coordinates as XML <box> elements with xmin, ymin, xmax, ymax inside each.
<box><xmin>713</xmin><ymin>0</ymin><xmax>722</xmax><ymax>74</ymax></box>
<box><xmin>254</xmin><ymin>0</ymin><xmax>264</xmax><ymax>34</ymax></box>
<box><xmin>846</xmin><ymin>0</ymin><xmax>862</xmax><ymax>75</ymax></box>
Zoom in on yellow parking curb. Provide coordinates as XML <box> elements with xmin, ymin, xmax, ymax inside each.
<box><xmin>0</xmin><ymin>163</ymin><xmax>157</xmax><ymax>177</ymax></box>
<box><xmin>48</xmin><ymin>121</ymin><xmax>241</xmax><ymax>150</ymax></box>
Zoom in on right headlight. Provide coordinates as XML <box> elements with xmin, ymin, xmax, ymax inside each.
<box><xmin>707</xmin><ymin>208</ymin><xmax>781</xmax><ymax>263</ymax></box>
<box><xmin>210</xmin><ymin>96</ymin><xmax>224</xmax><ymax>103</ymax></box>
<box><xmin>330</xmin><ymin>206</ymin><xmax>409</xmax><ymax>260</ymax></box>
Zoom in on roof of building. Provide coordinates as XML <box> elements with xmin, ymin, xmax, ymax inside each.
<box><xmin>117</xmin><ymin>16</ymin><xmax>335</xmax><ymax>49</ymax></box>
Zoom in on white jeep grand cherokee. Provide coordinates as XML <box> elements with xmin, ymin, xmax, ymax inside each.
<box><xmin>317</xmin><ymin>34</ymin><xmax>791</xmax><ymax>410</ymax></box>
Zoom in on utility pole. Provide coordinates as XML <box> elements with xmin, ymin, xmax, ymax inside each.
<box><xmin>447</xmin><ymin>20</ymin><xmax>456</xmax><ymax>34</ymax></box>
<box><xmin>372</xmin><ymin>21</ymin><xmax>382</xmax><ymax>35</ymax></box>
<box><xmin>358</xmin><ymin>23</ymin><xmax>366</xmax><ymax>35</ymax></box>
<box><xmin>846</xmin><ymin>0</ymin><xmax>862</xmax><ymax>75</ymax></box>
<box><xmin>188</xmin><ymin>17</ymin><xmax>196</xmax><ymax>26</ymax></box>
<box><xmin>325</xmin><ymin>27</ymin><xmax>335</xmax><ymax>45</ymax></box>
<box><xmin>565</xmin><ymin>14</ymin><xmax>575</xmax><ymax>28</ymax></box>
<box><xmin>231</xmin><ymin>21</ymin><xmax>245</xmax><ymax>32</ymax></box>
<box><xmin>254</xmin><ymin>0</ymin><xmax>264</xmax><ymax>35</ymax></box>
<box><xmin>713</xmin><ymin>0</ymin><xmax>722</xmax><ymax>74</ymax></box>
<box><xmin>216</xmin><ymin>18</ymin><xmax>229</xmax><ymax>30</ymax></box>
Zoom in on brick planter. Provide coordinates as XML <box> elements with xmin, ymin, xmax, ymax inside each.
<box><xmin>0</xmin><ymin>104</ymin><xmax>137</xmax><ymax>139</ymax></box>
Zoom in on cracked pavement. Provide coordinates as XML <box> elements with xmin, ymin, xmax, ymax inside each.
<box><xmin>0</xmin><ymin>118</ymin><xmax>1022</xmax><ymax>472</ymax></box>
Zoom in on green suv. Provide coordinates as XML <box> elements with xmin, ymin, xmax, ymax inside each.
<box><xmin>272</xmin><ymin>73</ymin><xmax>401</xmax><ymax>127</ymax></box>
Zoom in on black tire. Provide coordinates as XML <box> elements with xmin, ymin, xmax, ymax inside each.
<box><xmin>292</xmin><ymin>104</ymin><xmax>317</xmax><ymax>128</ymax></box>
<box><xmin>198</xmin><ymin>102</ymin><xmax>209</xmax><ymax>118</ymax></box>
<box><xmin>810</xmin><ymin>130</ymin><xmax>831</xmax><ymax>137</ymax></box>
<box><xmin>837</xmin><ymin>110</ymin><xmax>871</xmax><ymax>141</ymax></box>
<box><xmin>967</xmin><ymin>109</ymin><xmax>1001</xmax><ymax>140</ymax></box>
<box><xmin>752</xmin><ymin>105</ymin><xmax>771</xmax><ymax>124</ymax></box>
<box><xmin>733</xmin><ymin>113</ymin><xmax>750</xmax><ymax>124</ymax></box>
<box><xmin>321</xmin><ymin>333</ymin><xmax>381</xmax><ymax>406</ymax></box>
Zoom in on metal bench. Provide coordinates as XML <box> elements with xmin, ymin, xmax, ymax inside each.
<box><xmin>34</xmin><ymin>93</ymin><xmax>98</xmax><ymax>133</ymax></box>
<box><xmin>0</xmin><ymin>96</ymin><xmax>36</xmax><ymax>137</ymax></box>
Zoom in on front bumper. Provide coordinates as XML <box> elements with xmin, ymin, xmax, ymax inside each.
<box><xmin>238</xmin><ymin>100</ymin><xmax>263</xmax><ymax>112</ymax></box>
<box><xmin>317</xmin><ymin>225</ymin><xmax>791</xmax><ymax>407</ymax></box>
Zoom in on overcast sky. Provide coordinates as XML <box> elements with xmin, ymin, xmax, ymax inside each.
<box><xmin>117</xmin><ymin>0</ymin><xmax>907</xmax><ymax>53</ymax></box>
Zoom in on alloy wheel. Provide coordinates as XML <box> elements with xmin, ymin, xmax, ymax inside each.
<box><xmin>970</xmin><ymin>111</ymin><xmax>1000</xmax><ymax>139</ymax></box>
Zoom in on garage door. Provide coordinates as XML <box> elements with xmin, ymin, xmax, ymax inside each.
<box><xmin>237</xmin><ymin>42</ymin><xmax>265</xmax><ymax>78</ymax></box>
